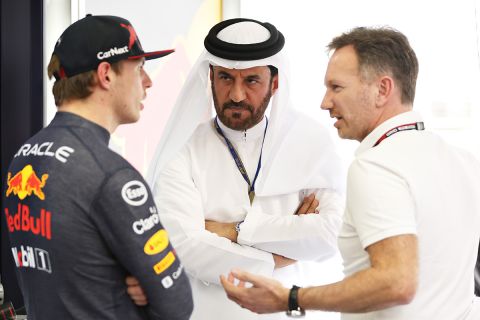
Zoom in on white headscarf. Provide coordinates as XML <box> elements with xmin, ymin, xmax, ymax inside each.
<box><xmin>147</xmin><ymin>20</ymin><xmax>344</xmax><ymax>196</ymax></box>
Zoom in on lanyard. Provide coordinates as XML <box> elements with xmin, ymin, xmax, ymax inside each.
<box><xmin>214</xmin><ymin>117</ymin><xmax>268</xmax><ymax>204</ymax></box>
<box><xmin>373</xmin><ymin>122</ymin><xmax>424</xmax><ymax>147</ymax></box>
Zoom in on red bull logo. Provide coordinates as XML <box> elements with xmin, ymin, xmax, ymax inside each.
<box><xmin>6</xmin><ymin>165</ymin><xmax>48</xmax><ymax>200</ymax></box>
<box><xmin>4</xmin><ymin>203</ymin><xmax>52</xmax><ymax>240</ymax></box>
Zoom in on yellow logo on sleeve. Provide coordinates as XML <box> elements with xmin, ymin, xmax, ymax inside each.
<box><xmin>144</xmin><ymin>229</ymin><xmax>169</xmax><ymax>255</ymax></box>
<box><xmin>153</xmin><ymin>251</ymin><xmax>176</xmax><ymax>275</ymax></box>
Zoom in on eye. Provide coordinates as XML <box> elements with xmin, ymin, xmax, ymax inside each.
<box><xmin>218</xmin><ymin>73</ymin><xmax>232</xmax><ymax>81</ymax></box>
<box><xmin>331</xmin><ymin>84</ymin><xmax>342</xmax><ymax>92</ymax></box>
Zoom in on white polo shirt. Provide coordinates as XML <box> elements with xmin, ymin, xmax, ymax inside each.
<box><xmin>338</xmin><ymin>111</ymin><xmax>480</xmax><ymax>319</ymax></box>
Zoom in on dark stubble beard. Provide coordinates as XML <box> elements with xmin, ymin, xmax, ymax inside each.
<box><xmin>211</xmin><ymin>80</ymin><xmax>273</xmax><ymax>131</ymax></box>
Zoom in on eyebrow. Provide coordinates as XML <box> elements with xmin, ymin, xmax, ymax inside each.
<box><xmin>245</xmin><ymin>75</ymin><xmax>261</xmax><ymax>81</ymax></box>
<box><xmin>218</xmin><ymin>71</ymin><xmax>232</xmax><ymax>78</ymax></box>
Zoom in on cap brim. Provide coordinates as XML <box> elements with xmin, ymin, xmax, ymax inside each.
<box><xmin>129</xmin><ymin>49</ymin><xmax>174</xmax><ymax>60</ymax></box>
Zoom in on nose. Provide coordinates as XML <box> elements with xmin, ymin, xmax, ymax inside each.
<box><xmin>143</xmin><ymin>70</ymin><xmax>153</xmax><ymax>89</ymax></box>
<box><xmin>229</xmin><ymin>81</ymin><xmax>246</xmax><ymax>103</ymax></box>
<box><xmin>320</xmin><ymin>90</ymin><xmax>332</xmax><ymax>110</ymax></box>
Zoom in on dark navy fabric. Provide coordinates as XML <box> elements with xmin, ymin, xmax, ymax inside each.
<box><xmin>2</xmin><ymin>112</ymin><xmax>193</xmax><ymax>319</ymax></box>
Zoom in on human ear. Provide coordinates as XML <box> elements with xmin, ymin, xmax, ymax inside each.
<box><xmin>376</xmin><ymin>76</ymin><xmax>394</xmax><ymax>107</ymax></box>
<box><xmin>209</xmin><ymin>65</ymin><xmax>214</xmax><ymax>82</ymax></box>
<box><xmin>271</xmin><ymin>74</ymin><xmax>279</xmax><ymax>95</ymax></box>
<box><xmin>96</xmin><ymin>62</ymin><xmax>113</xmax><ymax>89</ymax></box>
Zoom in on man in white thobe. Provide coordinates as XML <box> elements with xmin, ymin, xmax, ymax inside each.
<box><xmin>130</xmin><ymin>18</ymin><xmax>345</xmax><ymax>320</ymax></box>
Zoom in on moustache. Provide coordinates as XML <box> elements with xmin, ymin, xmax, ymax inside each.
<box><xmin>222</xmin><ymin>101</ymin><xmax>253</xmax><ymax>112</ymax></box>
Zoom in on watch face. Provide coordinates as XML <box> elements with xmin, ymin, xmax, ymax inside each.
<box><xmin>286</xmin><ymin>309</ymin><xmax>306</xmax><ymax>318</ymax></box>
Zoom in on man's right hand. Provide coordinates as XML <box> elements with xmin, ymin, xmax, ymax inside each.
<box><xmin>126</xmin><ymin>276</ymin><xmax>148</xmax><ymax>306</ymax></box>
<box><xmin>294</xmin><ymin>192</ymin><xmax>319</xmax><ymax>215</ymax></box>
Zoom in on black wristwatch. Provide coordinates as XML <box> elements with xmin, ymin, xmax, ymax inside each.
<box><xmin>286</xmin><ymin>285</ymin><xmax>305</xmax><ymax>318</ymax></box>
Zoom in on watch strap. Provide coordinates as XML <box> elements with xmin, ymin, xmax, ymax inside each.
<box><xmin>286</xmin><ymin>285</ymin><xmax>305</xmax><ymax>317</ymax></box>
<box><xmin>288</xmin><ymin>285</ymin><xmax>301</xmax><ymax>311</ymax></box>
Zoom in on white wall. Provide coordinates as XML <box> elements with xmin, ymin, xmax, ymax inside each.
<box><xmin>240</xmin><ymin>0</ymin><xmax>480</xmax><ymax>164</ymax></box>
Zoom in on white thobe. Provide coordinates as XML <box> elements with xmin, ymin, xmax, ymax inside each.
<box><xmin>153</xmin><ymin>117</ymin><xmax>344</xmax><ymax>319</ymax></box>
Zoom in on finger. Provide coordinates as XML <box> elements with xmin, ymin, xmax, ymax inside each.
<box><xmin>220</xmin><ymin>275</ymin><xmax>242</xmax><ymax>298</ymax></box>
<box><xmin>132</xmin><ymin>297</ymin><xmax>148</xmax><ymax>306</ymax></box>
<box><xmin>127</xmin><ymin>285</ymin><xmax>145</xmax><ymax>296</ymax></box>
<box><xmin>221</xmin><ymin>274</ymin><xmax>238</xmax><ymax>289</ymax></box>
<box><xmin>125</xmin><ymin>276</ymin><xmax>140</xmax><ymax>285</ymax></box>
<box><xmin>306</xmin><ymin>198</ymin><xmax>319</xmax><ymax>213</ymax></box>
<box><xmin>227</xmin><ymin>272</ymin><xmax>235</xmax><ymax>283</ymax></box>
<box><xmin>231</xmin><ymin>268</ymin><xmax>267</xmax><ymax>288</ymax></box>
<box><xmin>127</xmin><ymin>290</ymin><xmax>148</xmax><ymax>306</ymax></box>
<box><xmin>295</xmin><ymin>193</ymin><xmax>314</xmax><ymax>215</ymax></box>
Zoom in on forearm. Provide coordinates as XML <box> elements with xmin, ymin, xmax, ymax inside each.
<box><xmin>299</xmin><ymin>266</ymin><xmax>414</xmax><ymax>313</ymax></box>
<box><xmin>299</xmin><ymin>235</ymin><xmax>418</xmax><ymax>313</ymax></box>
<box><xmin>238</xmin><ymin>190</ymin><xmax>343</xmax><ymax>260</ymax></box>
<box><xmin>165</xmin><ymin>215</ymin><xmax>274</xmax><ymax>284</ymax></box>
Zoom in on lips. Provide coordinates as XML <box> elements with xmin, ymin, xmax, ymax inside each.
<box><xmin>223</xmin><ymin>101</ymin><xmax>252</xmax><ymax>112</ymax></box>
<box><xmin>330</xmin><ymin>114</ymin><xmax>343</xmax><ymax>128</ymax></box>
<box><xmin>226</xmin><ymin>105</ymin><xmax>248</xmax><ymax>110</ymax></box>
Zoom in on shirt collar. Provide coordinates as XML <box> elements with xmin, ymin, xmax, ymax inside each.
<box><xmin>49</xmin><ymin>112</ymin><xmax>111</xmax><ymax>146</ymax></box>
<box><xmin>216</xmin><ymin>116</ymin><xmax>267</xmax><ymax>142</ymax></box>
<box><xmin>355</xmin><ymin>110</ymin><xmax>423</xmax><ymax>156</ymax></box>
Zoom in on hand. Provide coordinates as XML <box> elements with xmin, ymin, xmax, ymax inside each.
<box><xmin>125</xmin><ymin>276</ymin><xmax>148</xmax><ymax>306</ymax></box>
<box><xmin>273</xmin><ymin>254</ymin><xmax>297</xmax><ymax>269</ymax></box>
<box><xmin>205</xmin><ymin>220</ymin><xmax>238</xmax><ymax>242</ymax></box>
<box><xmin>220</xmin><ymin>269</ymin><xmax>289</xmax><ymax>314</ymax></box>
<box><xmin>294</xmin><ymin>193</ymin><xmax>319</xmax><ymax>215</ymax></box>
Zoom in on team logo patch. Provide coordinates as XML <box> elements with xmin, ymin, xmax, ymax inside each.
<box><xmin>133</xmin><ymin>207</ymin><xmax>161</xmax><ymax>235</ymax></box>
<box><xmin>6</xmin><ymin>165</ymin><xmax>48</xmax><ymax>200</ymax></box>
<box><xmin>121</xmin><ymin>180</ymin><xmax>148</xmax><ymax>206</ymax></box>
<box><xmin>161</xmin><ymin>276</ymin><xmax>174</xmax><ymax>289</ymax></box>
<box><xmin>144</xmin><ymin>229</ymin><xmax>169</xmax><ymax>255</ymax></box>
<box><xmin>161</xmin><ymin>262</ymin><xmax>184</xmax><ymax>289</ymax></box>
<box><xmin>153</xmin><ymin>251</ymin><xmax>176</xmax><ymax>275</ymax></box>
<box><xmin>14</xmin><ymin>142</ymin><xmax>74</xmax><ymax>163</ymax></box>
<box><xmin>4</xmin><ymin>203</ymin><xmax>52</xmax><ymax>240</ymax></box>
<box><xmin>11</xmin><ymin>245</ymin><xmax>52</xmax><ymax>273</ymax></box>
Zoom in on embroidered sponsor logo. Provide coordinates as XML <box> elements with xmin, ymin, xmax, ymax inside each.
<box><xmin>153</xmin><ymin>251</ymin><xmax>175</xmax><ymax>275</ymax></box>
<box><xmin>161</xmin><ymin>264</ymin><xmax>184</xmax><ymax>289</ymax></box>
<box><xmin>4</xmin><ymin>204</ymin><xmax>52</xmax><ymax>240</ymax></box>
<box><xmin>144</xmin><ymin>229</ymin><xmax>169</xmax><ymax>255</ymax></box>
<box><xmin>14</xmin><ymin>142</ymin><xmax>74</xmax><ymax>163</ymax></box>
<box><xmin>133</xmin><ymin>206</ymin><xmax>161</xmax><ymax>235</ymax></box>
<box><xmin>6</xmin><ymin>165</ymin><xmax>48</xmax><ymax>200</ymax></box>
<box><xmin>161</xmin><ymin>276</ymin><xmax>173</xmax><ymax>288</ymax></box>
<box><xmin>97</xmin><ymin>46</ymin><xmax>129</xmax><ymax>60</ymax></box>
<box><xmin>121</xmin><ymin>180</ymin><xmax>148</xmax><ymax>206</ymax></box>
<box><xmin>11</xmin><ymin>245</ymin><xmax>52</xmax><ymax>273</ymax></box>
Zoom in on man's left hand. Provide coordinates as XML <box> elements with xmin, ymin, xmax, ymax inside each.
<box><xmin>220</xmin><ymin>269</ymin><xmax>289</xmax><ymax>314</ymax></box>
<box><xmin>205</xmin><ymin>220</ymin><xmax>238</xmax><ymax>242</ymax></box>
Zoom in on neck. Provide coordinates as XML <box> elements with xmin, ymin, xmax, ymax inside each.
<box><xmin>58</xmin><ymin>95</ymin><xmax>118</xmax><ymax>133</ymax></box>
<box><xmin>368</xmin><ymin>102</ymin><xmax>413</xmax><ymax>138</ymax></box>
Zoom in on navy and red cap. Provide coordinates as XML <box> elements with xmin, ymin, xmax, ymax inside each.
<box><xmin>52</xmin><ymin>14</ymin><xmax>174</xmax><ymax>80</ymax></box>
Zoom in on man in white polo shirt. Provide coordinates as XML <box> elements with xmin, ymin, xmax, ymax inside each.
<box><xmin>221</xmin><ymin>26</ymin><xmax>480</xmax><ymax>320</ymax></box>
